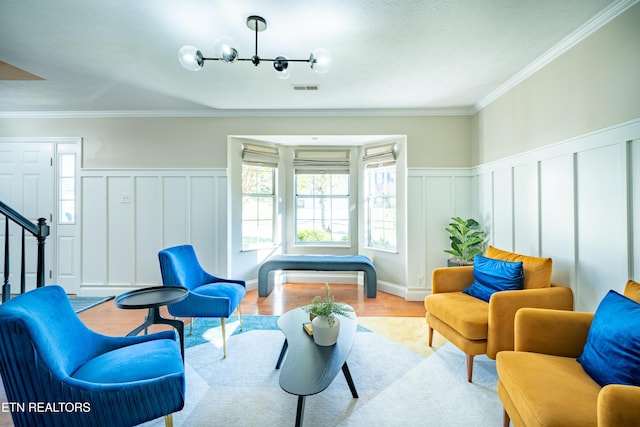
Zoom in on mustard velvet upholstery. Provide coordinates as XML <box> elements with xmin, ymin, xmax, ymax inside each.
<box><xmin>497</xmin><ymin>280</ymin><xmax>640</xmax><ymax>427</ymax></box>
<box><xmin>424</xmin><ymin>247</ymin><xmax>574</xmax><ymax>382</ymax></box>
<box><xmin>485</xmin><ymin>246</ymin><xmax>553</xmax><ymax>289</ymax></box>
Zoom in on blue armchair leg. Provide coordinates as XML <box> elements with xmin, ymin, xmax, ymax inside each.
<box><xmin>221</xmin><ymin>318</ymin><xmax>227</xmax><ymax>358</ymax></box>
<box><xmin>165</xmin><ymin>414</ymin><xmax>174</xmax><ymax>427</ymax></box>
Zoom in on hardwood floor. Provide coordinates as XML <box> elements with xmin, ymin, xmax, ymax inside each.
<box><xmin>79</xmin><ymin>283</ymin><xmax>427</xmax><ymax>336</ymax></box>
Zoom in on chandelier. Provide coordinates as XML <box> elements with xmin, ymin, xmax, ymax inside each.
<box><xmin>178</xmin><ymin>15</ymin><xmax>331</xmax><ymax>79</ymax></box>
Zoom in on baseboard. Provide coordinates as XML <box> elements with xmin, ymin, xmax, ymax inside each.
<box><xmin>79</xmin><ymin>284</ymin><xmax>151</xmax><ymax>298</ymax></box>
<box><xmin>79</xmin><ymin>279</ymin><xmax>431</xmax><ymax>302</ymax></box>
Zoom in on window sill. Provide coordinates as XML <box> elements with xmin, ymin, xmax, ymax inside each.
<box><xmin>364</xmin><ymin>246</ymin><xmax>398</xmax><ymax>254</ymax></box>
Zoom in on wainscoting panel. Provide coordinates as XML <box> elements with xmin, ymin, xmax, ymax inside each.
<box><xmin>575</xmin><ymin>143</ymin><xmax>628</xmax><ymax>310</ymax></box>
<box><xmin>539</xmin><ymin>154</ymin><xmax>575</xmax><ymax>288</ymax></box>
<box><xmin>162</xmin><ymin>176</ymin><xmax>188</xmax><ymax>248</ymax></box>
<box><xmin>474</xmin><ymin>119</ymin><xmax>639</xmax><ymax>311</ymax></box>
<box><xmin>135</xmin><ymin>176</ymin><xmax>161</xmax><ymax>285</ymax></box>
<box><xmin>406</xmin><ymin>174</ymin><xmax>427</xmax><ymax>290</ymax></box>
<box><xmin>107</xmin><ymin>176</ymin><xmax>134</xmax><ymax>285</ymax></box>
<box><xmin>81</xmin><ymin>176</ymin><xmax>108</xmax><ymax>287</ymax></box>
<box><xmin>80</xmin><ymin>169</ymin><xmax>227</xmax><ymax>296</ymax></box>
<box><xmin>513</xmin><ymin>162</ymin><xmax>540</xmax><ymax>256</ymax></box>
<box><xmin>491</xmin><ymin>168</ymin><xmax>514</xmax><ymax>251</ymax></box>
<box><xmin>407</xmin><ymin>169</ymin><xmax>473</xmax><ymax>298</ymax></box>
<box><xmin>190</xmin><ymin>175</ymin><xmax>228</xmax><ymax>275</ymax></box>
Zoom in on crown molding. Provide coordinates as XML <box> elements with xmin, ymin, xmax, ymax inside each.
<box><xmin>0</xmin><ymin>106</ymin><xmax>475</xmax><ymax>119</ymax></box>
<box><xmin>471</xmin><ymin>0</ymin><xmax>639</xmax><ymax>114</ymax></box>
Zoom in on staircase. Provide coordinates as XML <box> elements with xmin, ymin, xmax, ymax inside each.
<box><xmin>0</xmin><ymin>200</ymin><xmax>49</xmax><ymax>302</ymax></box>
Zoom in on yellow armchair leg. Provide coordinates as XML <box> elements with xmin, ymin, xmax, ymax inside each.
<box><xmin>165</xmin><ymin>414</ymin><xmax>173</xmax><ymax>427</ymax></box>
<box><xmin>466</xmin><ymin>354</ymin><xmax>475</xmax><ymax>383</ymax></box>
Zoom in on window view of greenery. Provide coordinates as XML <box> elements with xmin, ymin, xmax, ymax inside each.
<box><xmin>366</xmin><ymin>164</ymin><xmax>397</xmax><ymax>249</ymax></box>
<box><xmin>242</xmin><ymin>164</ymin><xmax>275</xmax><ymax>248</ymax></box>
<box><xmin>295</xmin><ymin>173</ymin><xmax>350</xmax><ymax>244</ymax></box>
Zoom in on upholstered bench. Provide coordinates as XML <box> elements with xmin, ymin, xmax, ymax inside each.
<box><xmin>258</xmin><ymin>254</ymin><xmax>377</xmax><ymax>298</ymax></box>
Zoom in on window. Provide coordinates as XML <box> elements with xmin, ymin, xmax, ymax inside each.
<box><xmin>241</xmin><ymin>144</ymin><xmax>278</xmax><ymax>249</ymax></box>
<box><xmin>364</xmin><ymin>144</ymin><xmax>397</xmax><ymax>250</ymax></box>
<box><xmin>58</xmin><ymin>153</ymin><xmax>75</xmax><ymax>224</ymax></box>
<box><xmin>294</xmin><ymin>149</ymin><xmax>351</xmax><ymax>245</ymax></box>
<box><xmin>295</xmin><ymin>173</ymin><xmax>350</xmax><ymax>244</ymax></box>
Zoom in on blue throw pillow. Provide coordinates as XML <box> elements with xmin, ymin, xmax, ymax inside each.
<box><xmin>462</xmin><ymin>255</ymin><xmax>524</xmax><ymax>302</ymax></box>
<box><xmin>577</xmin><ymin>290</ymin><xmax>640</xmax><ymax>387</ymax></box>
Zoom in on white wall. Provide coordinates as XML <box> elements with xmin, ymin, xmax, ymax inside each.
<box><xmin>80</xmin><ymin>169</ymin><xmax>227</xmax><ymax>296</ymax></box>
<box><xmin>406</xmin><ymin>169</ymin><xmax>473</xmax><ymax>300</ymax></box>
<box><xmin>72</xmin><ymin>119</ymin><xmax>639</xmax><ymax>307</ymax></box>
<box><xmin>473</xmin><ymin>119</ymin><xmax>639</xmax><ymax>311</ymax></box>
<box><xmin>75</xmin><ymin>163</ymin><xmax>474</xmax><ymax>300</ymax></box>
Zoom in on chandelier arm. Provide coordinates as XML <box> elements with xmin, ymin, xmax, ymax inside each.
<box><xmin>197</xmin><ymin>56</ymin><xmax>312</xmax><ymax>65</ymax></box>
<box><xmin>259</xmin><ymin>58</ymin><xmax>311</xmax><ymax>63</ymax></box>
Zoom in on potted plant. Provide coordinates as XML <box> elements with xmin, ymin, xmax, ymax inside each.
<box><xmin>444</xmin><ymin>216</ymin><xmax>486</xmax><ymax>267</ymax></box>
<box><xmin>302</xmin><ymin>284</ymin><xmax>354</xmax><ymax>346</ymax></box>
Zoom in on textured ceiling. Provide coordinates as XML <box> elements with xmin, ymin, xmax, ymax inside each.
<box><xmin>0</xmin><ymin>0</ymin><xmax>622</xmax><ymax>115</ymax></box>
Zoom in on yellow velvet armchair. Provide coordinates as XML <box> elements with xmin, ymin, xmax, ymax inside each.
<box><xmin>424</xmin><ymin>246</ymin><xmax>574</xmax><ymax>382</ymax></box>
<box><xmin>497</xmin><ymin>280</ymin><xmax>640</xmax><ymax>427</ymax></box>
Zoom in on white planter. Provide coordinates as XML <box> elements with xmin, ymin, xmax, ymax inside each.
<box><xmin>311</xmin><ymin>315</ymin><xmax>340</xmax><ymax>346</ymax></box>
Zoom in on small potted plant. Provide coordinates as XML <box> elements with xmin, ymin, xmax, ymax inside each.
<box><xmin>444</xmin><ymin>216</ymin><xmax>486</xmax><ymax>267</ymax></box>
<box><xmin>302</xmin><ymin>284</ymin><xmax>353</xmax><ymax>346</ymax></box>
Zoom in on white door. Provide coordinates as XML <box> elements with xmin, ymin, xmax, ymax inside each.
<box><xmin>0</xmin><ymin>141</ymin><xmax>54</xmax><ymax>295</ymax></box>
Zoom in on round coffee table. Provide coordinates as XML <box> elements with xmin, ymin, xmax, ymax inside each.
<box><xmin>115</xmin><ymin>286</ymin><xmax>188</xmax><ymax>359</ymax></box>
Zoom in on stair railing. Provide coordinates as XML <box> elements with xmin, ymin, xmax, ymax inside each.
<box><xmin>0</xmin><ymin>200</ymin><xmax>50</xmax><ymax>302</ymax></box>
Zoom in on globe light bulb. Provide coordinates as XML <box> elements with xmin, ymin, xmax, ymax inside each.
<box><xmin>309</xmin><ymin>48</ymin><xmax>331</xmax><ymax>74</ymax></box>
<box><xmin>178</xmin><ymin>45</ymin><xmax>204</xmax><ymax>71</ymax></box>
<box><xmin>273</xmin><ymin>56</ymin><xmax>291</xmax><ymax>79</ymax></box>
<box><xmin>213</xmin><ymin>36</ymin><xmax>238</xmax><ymax>63</ymax></box>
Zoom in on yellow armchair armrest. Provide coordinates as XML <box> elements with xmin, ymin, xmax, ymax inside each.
<box><xmin>431</xmin><ymin>266</ymin><xmax>474</xmax><ymax>294</ymax></box>
<box><xmin>598</xmin><ymin>384</ymin><xmax>640</xmax><ymax>427</ymax></box>
<box><xmin>486</xmin><ymin>284</ymin><xmax>574</xmax><ymax>358</ymax></box>
<box><xmin>514</xmin><ymin>307</ymin><xmax>593</xmax><ymax>357</ymax></box>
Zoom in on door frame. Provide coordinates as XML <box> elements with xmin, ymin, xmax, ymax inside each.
<box><xmin>0</xmin><ymin>137</ymin><xmax>82</xmax><ymax>295</ymax></box>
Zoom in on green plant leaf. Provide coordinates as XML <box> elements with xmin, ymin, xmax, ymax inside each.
<box><xmin>443</xmin><ymin>216</ymin><xmax>486</xmax><ymax>261</ymax></box>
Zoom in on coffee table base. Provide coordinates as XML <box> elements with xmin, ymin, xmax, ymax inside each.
<box><xmin>128</xmin><ymin>306</ymin><xmax>185</xmax><ymax>360</ymax></box>
<box><xmin>276</xmin><ymin>339</ymin><xmax>358</xmax><ymax>427</ymax></box>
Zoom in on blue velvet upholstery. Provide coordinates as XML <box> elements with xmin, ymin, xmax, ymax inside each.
<box><xmin>0</xmin><ymin>285</ymin><xmax>185</xmax><ymax>427</ymax></box>
<box><xmin>578</xmin><ymin>290</ymin><xmax>640</xmax><ymax>387</ymax></box>
<box><xmin>158</xmin><ymin>245</ymin><xmax>246</xmax><ymax>357</ymax></box>
<box><xmin>463</xmin><ymin>255</ymin><xmax>524</xmax><ymax>302</ymax></box>
<box><xmin>258</xmin><ymin>254</ymin><xmax>377</xmax><ymax>298</ymax></box>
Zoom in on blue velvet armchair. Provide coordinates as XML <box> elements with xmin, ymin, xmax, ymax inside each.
<box><xmin>0</xmin><ymin>285</ymin><xmax>185</xmax><ymax>427</ymax></box>
<box><xmin>158</xmin><ymin>244</ymin><xmax>247</xmax><ymax>358</ymax></box>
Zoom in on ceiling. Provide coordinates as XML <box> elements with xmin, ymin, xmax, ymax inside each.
<box><xmin>0</xmin><ymin>0</ymin><xmax>624</xmax><ymax>116</ymax></box>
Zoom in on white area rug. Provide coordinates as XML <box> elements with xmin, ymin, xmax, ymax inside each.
<box><xmin>141</xmin><ymin>328</ymin><xmax>501</xmax><ymax>427</ymax></box>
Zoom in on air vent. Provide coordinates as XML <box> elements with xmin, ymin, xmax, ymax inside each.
<box><xmin>292</xmin><ymin>84</ymin><xmax>319</xmax><ymax>91</ymax></box>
